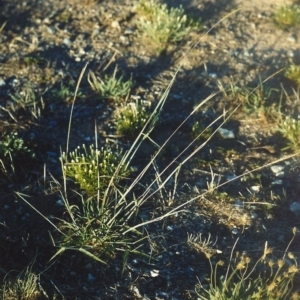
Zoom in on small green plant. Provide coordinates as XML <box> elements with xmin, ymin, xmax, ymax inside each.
<box><xmin>9</xmin><ymin>85</ymin><xmax>44</xmax><ymax>119</ymax></box>
<box><xmin>277</xmin><ymin>116</ymin><xmax>300</xmax><ymax>152</ymax></box>
<box><xmin>61</xmin><ymin>143</ymin><xmax>131</xmax><ymax>196</ymax></box>
<box><xmin>47</xmin><ymin>191</ymin><xmax>144</xmax><ymax>265</ymax></box>
<box><xmin>88</xmin><ymin>68</ymin><xmax>133</xmax><ymax>102</ymax></box>
<box><xmin>1</xmin><ymin>264</ymin><xmax>48</xmax><ymax>300</ymax></box>
<box><xmin>228</xmin><ymin>83</ymin><xmax>281</xmax><ymax>121</ymax></box>
<box><xmin>22</xmin><ymin>56</ymin><xmax>46</xmax><ymax>66</ymax></box>
<box><xmin>115</xmin><ymin>102</ymin><xmax>151</xmax><ymax>138</ymax></box>
<box><xmin>51</xmin><ymin>81</ymin><xmax>83</xmax><ymax>103</ymax></box>
<box><xmin>273</xmin><ymin>4</ymin><xmax>300</xmax><ymax>29</ymax></box>
<box><xmin>0</xmin><ymin>133</ymin><xmax>35</xmax><ymax>160</ymax></box>
<box><xmin>194</xmin><ymin>228</ymin><xmax>300</xmax><ymax>299</ymax></box>
<box><xmin>191</xmin><ymin>121</ymin><xmax>213</xmax><ymax>141</ymax></box>
<box><xmin>136</xmin><ymin>0</ymin><xmax>200</xmax><ymax>51</ymax></box>
<box><xmin>285</xmin><ymin>65</ymin><xmax>300</xmax><ymax>86</ymax></box>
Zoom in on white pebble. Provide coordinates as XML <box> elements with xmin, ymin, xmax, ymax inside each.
<box><xmin>218</xmin><ymin>128</ymin><xmax>235</xmax><ymax>139</ymax></box>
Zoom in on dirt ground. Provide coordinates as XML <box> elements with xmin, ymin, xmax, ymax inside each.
<box><xmin>0</xmin><ymin>0</ymin><xmax>300</xmax><ymax>299</ymax></box>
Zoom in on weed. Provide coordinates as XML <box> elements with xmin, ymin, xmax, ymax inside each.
<box><xmin>191</xmin><ymin>121</ymin><xmax>213</xmax><ymax>141</ymax></box>
<box><xmin>136</xmin><ymin>0</ymin><xmax>200</xmax><ymax>52</ymax></box>
<box><xmin>285</xmin><ymin>65</ymin><xmax>300</xmax><ymax>86</ymax></box>
<box><xmin>22</xmin><ymin>56</ymin><xmax>47</xmax><ymax>67</ymax></box>
<box><xmin>9</xmin><ymin>85</ymin><xmax>44</xmax><ymax>119</ymax></box>
<box><xmin>88</xmin><ymin>67</ymin><xmax>133</xmax><ymax>102</ymax></box>
<box><xmin>115</xmin><ymin>102</ymin><xmax>151</xmax><ymax>138</ymax></box>
<box><xmin>61</xmin><ymin>143</ymin><xmax>131</xmax><ymax>197</ymax></box>
<box><xmin>0</xmin><ymin>133</ymin><xmax>35</xmax><ymax>160</ymax></box>
<box><xmin>277</xmin><ymin>116</ymin><xmax>300</xmax><ymax>152</ymax></box>
<box><xmin>48</xmin><ymin>191</ymin><xmax>144</xmax><ymax>265</ymax></box>
<box><xmin>273</xmin><ymin>4</ymin><xmax>300</xmax><ymax>29</ymax></box>
<box><xmin>51</xmin><ymin>81</ymin><xmax>83</xmax><ymax>103</ymax></box>
<box><xmin>195</xmin><ymin>229</ymin><xmax>300</xmax><ymax>299</ymax></box>
<box><xmin>1</xmin><ymin>264</ymin><xmax>48</xmax><ymax>300</ymax></box>
<box><xmin>188</xmin><ymin>233</ymin><xmax>221</xmax><ymax>259</ymax></box>
<box><xmin>228</xmin><ymin>83</ymin><xmax>281</xmax><ymax>121</ymax></box>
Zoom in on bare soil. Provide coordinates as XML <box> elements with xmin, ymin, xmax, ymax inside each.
<box><xmin>0</xmin><ymin>0</ymin><xmax>300</xmax><ymax>299</ymax></box>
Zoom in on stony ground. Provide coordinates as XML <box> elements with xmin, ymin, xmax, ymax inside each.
<box><xmin>0</xmin><ymin>0</ymin><xmax>300</xmax><ymax>299</ymax></box>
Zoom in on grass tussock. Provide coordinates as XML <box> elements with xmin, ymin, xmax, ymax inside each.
<box><xmin>273</xmin><ymin>4</ymin><xmax>300</xmax><ymax>29</ymax></box>
<box><xmin>136</xmin><ymin>0</ymin><xmax>200</xmax><ymax>52</ymax></box>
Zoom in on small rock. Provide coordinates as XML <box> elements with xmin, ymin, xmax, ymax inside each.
<box><xmin>47</xmin><ymin>26</ymin><xmax>55</xmax><ymax>34</ymax></box>
<box><xmin>233</xmin><ymin>199</ymin><xmax>243</xmax><ymax>209</ymax></box>
<box><xmin>231</xmin><ymin>228</ymin><xmax>240</xmax><ymax>235</ymax></box>
<box><xmin>150</xmin><ymin>269</ymin><xmax>159</xmax><ymax>277</ymax></box>
<box><xmin>78</xmin><ymin>48</ymin><xmax>86</xmax><ymax>55</ymax></box>
<box><xmin>208</xmin><ymin>72</ymin><xmax>217</xmax><ymax>78</ymax></box>
<box><xmin>271</xmin><ymin>179</ymin><xmax>283</xmax><ymax>185</ymax></box>
<box><xmin>124</xmin><ymin>28</ymin><xmax>134</xmax><ymax>35</ymax></box>
<box><xmin>0</xmin><ymin>78</ymin><xmax>6</xmax><ymax>87</ymax></box>
<box><xmin>120</xmin><ymin>35</ymin><xmax>129</xmax><ymax>45</ymax></box>
<box><xmin>290</xmin><ymin>202</ymin><xmax>300</xmax><ymax>215</ymax></box>
<box><xmin>287</xmin><ymin>36</ymin><xmax>296</xmax><ymax>43</ymax></box>
<box><xmin>111</xmin><ymin>20</ymin><xmax>121</xmax><ymax>30</ymax></box>
<box><xmin>251</xmin><ymin>213</ymin><xmax>258</xmax><ymax>219</ymax></box>
<box><xmin>87</xmin><ymin>273</ymin><xmax>96</xmax><ymax>282</ymax></box>
<box><xmin>270</xmin><ymin>165</ymin><xmax>284</xmax><ymax>177</ymax></box>
<box><xmin>55</xmin><ymin>199</ymin><xmax>64</xmax><ymax>207</ymax></box>
<box><xmin>9</xmin><ymin>77</ymin><xmax>19</xmax><ymax>87</ymax></box>
<box><xmin>62</xmin><ymin>38</ymin><xmax>71</xmax><ymax>46</ymax></box>
<box><xmin>287</xmin><ymin>50</ymin><xmax>294</xmax><ymax>58</ymax></box>
<box><xmin>218</xmin><ymin>128</ymin><xmax>235</xmax><ymax>139</ymax></box>
<box><xmin>226</xmin><ymin>173</ymin><xmax>236</xmax><ymax>181</ymax></box>
<box><xmin>250</xmin><ymin>186</ymin><xmax>260</xmax><ymax>193</ymax></box>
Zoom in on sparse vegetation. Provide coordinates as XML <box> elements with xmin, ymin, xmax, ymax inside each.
<box><xmin>88</xmin><ymin>67</ymin><xmax>133</xmax><ymax>102</ymax></box>
<box><xmin>285</xmin><ymin>65</ymin><xmax>300</xmax><ymax>86</ymax></box>
<box><xmin>278</xmin><ymin>116</ymin><xmax>300</xmax><ymax>152</ymax></box>
<box><xmin>1</xmin><ymin>263</ymin><xmax>47</xmax><ymax>300</ymax></box>
<box><xmin>273</xmin><ymin>4</ymin><xmax>300</xmax><ymax>29</ymax></box>
<box><xmin>227</xmin><ymin>83</ymin><xmax>281</xmax><ymax>121</ymax></box>
<box><xmin>61</xmin><ymin>143</ymin><xmax>131</xmax><ymax>196</ymax></box>
<box><xmin>9</xmin><ymin>85</ymin><xmax>44</xmax><ymax>119</ymax></box>
<box><xmin>115</xmin><ymin>102</ymin><xmax>151</xmax><ymax>138</ymax></box>
<box><xmin>0</xmin><ymin>133</ymin><xmax>35</xmax><ymax>160</ymax></box>
<box><xmin>194</xmin><ymin>229</ymin><xmax>300</xmax><ymax>300</ymax></box>
<box><xmin>0</xmin><ymin>1</ymin><xmax>300</xmax><ymax>299</ymax></box>
<box><xmin>136</xmin><ymin>0</ymin><xmax>200</xmax><ymax>51</ymax></box>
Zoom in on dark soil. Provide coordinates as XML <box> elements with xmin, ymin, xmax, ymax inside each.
<box><xmin>0</xmin><ymin>0</ymin><xmax>300</xmax><ymax>299</ymax></box>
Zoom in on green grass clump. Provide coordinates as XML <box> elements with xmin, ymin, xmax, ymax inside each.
<box><xmin>228</xmin><ymin>83</ymin><xmax>281</xmax><ymax>121</ymax></box>
<box><xmin>277</xmin><ymin>116</ymin><xmax>300</xmax><ymax>152</ymax></box>
<box><xmin>1</xmin><ymin>265</ymin><xmax>47</xmax><ymax>300</ymax></box>
<box><xmin>88</xmin><ymin>68</ymin><xmax>133</xmax><ymax>102</ymax></box>
<box><xmin>136</xmin><ymin>0</ymin><xmax>200</xmax><ymax>52</ymax></box>
<box><xmin>9</xmin><ymin>85</ymin><xmax>44</xmax><ymax>119</ymax></box>
<box><xmin>285</xmin><ymin>65</ymin><xmax>300</xmax><ymax>86</ymax></box>
<box><xmin>51</xmin><ymin>81</ymin><xmax>84</xmax><ymax>103</ymax></box>
<box><xmin>49</xmin><ymin>192</ymin><xmax>142</xmax><ymax>265</ymax></box>
<box><xmin>61</xmin><ymin>143</ymin><xmax>131</xmax><ymax>196</ymax></box>
<box><xmin>194</xmin><ymin>228</ymin><xmax>300</xmax><ymax>300</ymax></box>
<box><xmin>115</xmin><ymin>102</ymin><xmax>151</xmax><ymax>138</ymax></box>
<box><xmin>273</xmin><ymin>5</ymin><xmax>300</xmax><ymax>29</ymax></box>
